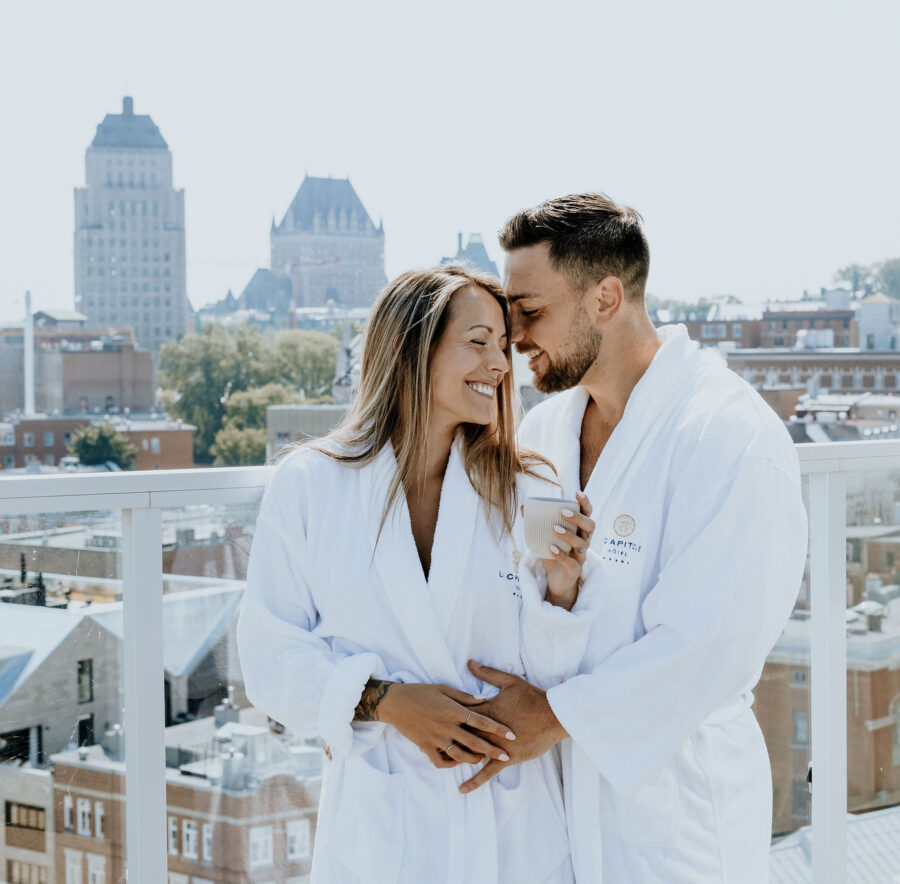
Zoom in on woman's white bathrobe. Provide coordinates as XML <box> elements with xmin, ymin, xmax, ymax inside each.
<box><xmin>518</xmin><ymin>324</ymin><xmax>808</xmax><ymax>883</ymax></box>
<box><xmin>237</xmin><ymin>440</ymin><xmax>599</xmax><ymax>884</ymax></box>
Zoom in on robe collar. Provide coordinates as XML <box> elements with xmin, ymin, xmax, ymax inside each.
<box><xmin>552</xmin><ymin>324</ymin><xmax>700</xmax><ymax>512</ymax></box>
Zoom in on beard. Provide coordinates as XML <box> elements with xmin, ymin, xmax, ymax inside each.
<box><xmin>532</xmin><ymin>314</ymin><xmax>602</xmax><ymax>394</ymax></box>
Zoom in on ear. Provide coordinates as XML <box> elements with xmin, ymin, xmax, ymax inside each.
<box><xmin>584</xmin><ymin>276</ymin><xmax>625</xmax><ymax>327</ymax></box>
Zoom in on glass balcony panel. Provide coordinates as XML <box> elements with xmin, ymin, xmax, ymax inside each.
<box><xmin>0</xmin><ymin>510</ymin><xmax>126</xmax><ymax>884</ymax></box>
<box><xmin>161</xmin><ymin>503</ymin><xmax>322</xmax><ymax>882</ymax></box>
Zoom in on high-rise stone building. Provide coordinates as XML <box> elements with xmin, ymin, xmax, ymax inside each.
<box><xmin>271</xmin><ymin>176</ymin><xmax>386</xmax><ymax>307</ymax></box>
<box><xmin>74</xmin><ymin>96</ymin><xmax>188</xmax><ymax>353</ymax></box>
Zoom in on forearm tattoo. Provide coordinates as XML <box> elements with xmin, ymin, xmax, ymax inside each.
<box><xmin>354</xmin><ymin>678</ymin><xmax>392</xmax><ymax>722</ymax></box>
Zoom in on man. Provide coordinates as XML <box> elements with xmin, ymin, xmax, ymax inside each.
<box><xmin>463</xmin><ymin>193</ymin><xmax>808</xmax><ymax>882</ymax></box>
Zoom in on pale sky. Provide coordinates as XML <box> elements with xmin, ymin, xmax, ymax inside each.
<box><xmin>1</xmin><ymin>0</ymin><xmax>896</xmax><ymax>324</ymax></box>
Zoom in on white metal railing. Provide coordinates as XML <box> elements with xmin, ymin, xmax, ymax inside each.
<box><xmin>4</xmin><ymin>441</ymin><xmax>900</xmax><ymax>882</ymax></box>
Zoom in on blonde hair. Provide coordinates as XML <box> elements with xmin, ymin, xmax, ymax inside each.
<box><xmin>313</xmin><ymin>263</ymin><xmax>551</xmax><ymax>535</ymax></box>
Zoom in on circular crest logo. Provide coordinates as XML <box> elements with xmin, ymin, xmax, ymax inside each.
<box><xmin>614</xmin><ymin>514</ymin><xmax>636</xmax><ymax>537</ymax></box>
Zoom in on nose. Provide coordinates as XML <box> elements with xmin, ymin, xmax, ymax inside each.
<box><xmin>487</xmin><ymin>342</ymin><xmax>510</xmax><ymax>376</ymax></box>
<box><xmin>510</xmin><ymin>309</ymin><xmax>524</xmax><ymax>344</ymax></box>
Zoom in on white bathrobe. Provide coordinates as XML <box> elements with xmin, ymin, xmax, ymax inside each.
<box><xmin>518</xmin><ymin>324</ymin><xmax>808</xmax><ymax>883</ymax></box>
<box><xmin>237</xmin><ymin>439</ymin><xmax>600</xmax><ymax>884</ymax></box>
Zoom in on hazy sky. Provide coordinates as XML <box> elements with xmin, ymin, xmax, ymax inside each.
<box><xmin>1</xmin><ymin>0</ymin><xmax>896</xmax><ymax>324</ymax></box>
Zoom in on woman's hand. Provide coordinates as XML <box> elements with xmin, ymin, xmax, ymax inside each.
<box><xmin>368</xmin><ymin>681</ymin><xmax>517</xmax><ymax>769</ymax></box>
<box><xmin>540</xmin><ymin>491</ymin><xmax>595</xmax><ymax>610</ymax></box>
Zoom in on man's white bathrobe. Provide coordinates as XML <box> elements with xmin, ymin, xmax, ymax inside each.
<box><xmin>518</xmin><ymin>324</ymin><xmax>808</xmax><ymax>883</ymax></box>
<box><xmin>237</xmin><ymin>440</ymin><xmax>599</xmax><ymax>884</ymax></box>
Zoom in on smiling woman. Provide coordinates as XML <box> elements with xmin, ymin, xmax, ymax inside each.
<box><xmin>236</xmin><ymin>262</ymin><xmax>599</xmax><ymax>883</ymax></box>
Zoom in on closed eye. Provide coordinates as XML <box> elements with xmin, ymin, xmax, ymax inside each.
<box><xmin>520</xmin><ymin>309</ymin><xmax>539</xmax><ymax>317</ymax></box>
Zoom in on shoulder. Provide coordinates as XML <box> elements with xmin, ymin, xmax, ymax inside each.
<box><xmin>674</xmin><ymin>352</ymin><xmax>799</xmax><ymax>478</ymax></box>
<box><xmin>263</xmin><ymin>443</ymin><xmax>355</xmax><ymax>510</ymax></box>
<box><xmin>519</xmin><ymin>389</ymin><xmax>580</xmax><ymax>443</ymax></box>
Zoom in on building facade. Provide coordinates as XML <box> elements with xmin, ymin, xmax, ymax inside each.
<box><xmin>74</xmin><ymin>97</ymin><xmax>189</xmax><ymax>353</ymax></box>
<box><xmin>270</xmin><ymin>176</ymin><xmax>386</xmax><ymax>308</ymax></box>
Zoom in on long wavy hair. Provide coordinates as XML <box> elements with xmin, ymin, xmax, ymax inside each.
<box><xmin>313</xmin><ymin>263</ymin><xmax>551</xmax><ymax>535</ymax></box>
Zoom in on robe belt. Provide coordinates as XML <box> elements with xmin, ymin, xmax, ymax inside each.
<box><xmin>703</xmin><ymin>692</ymin><xmax>753</xmax><ymax>727</ymax></box>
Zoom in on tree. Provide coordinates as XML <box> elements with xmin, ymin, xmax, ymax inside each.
<box><xmin>834</xmin><ymin>263</ymin><xmax>874</xmax><ymax>295</ymax></box>
<box><xmin>69</xmin><ymin>422</ymin><xmax>138</xmax><ymax>469</ymax></box>
<box><xmin>220</xmin><ymin>383</ymin><xmax>302</xmax><ymax>431</ymax></box>
<box><xmin>210</xmin><ymin>425</ymin><xmax>267</xmax><ymax>467</ymax></box>
<box><xmin>156</xmin><ymin>325</ymin><xmax>266</xmax><ymax>462</ymax></box>
<box><xmin>261</xmin><ymin>330</ymin><xmax>339</xmax><ymax>395</ymax></box>
<box><xmin>876</xmin><ymin>259</ymin><xmax>900</xmax><ymax>300</ymax></box>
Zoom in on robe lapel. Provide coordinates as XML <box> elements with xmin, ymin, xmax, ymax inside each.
<box><xmin>364</xmin><ymin>444</ymin><xmax>463</xmax><ymax>687</ymax></box>
<box><xmin>583</xmin><ymin>324</ymin><xmax>698</xmax><ymax>514</ymax></box>
<box><xmin>428</xmin><ymin>440</ymin><xmax>483</xmax><ymax>650</ymax></box>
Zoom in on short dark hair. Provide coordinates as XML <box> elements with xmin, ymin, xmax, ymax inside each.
<box><xmin>499</xmin><ymin>193</ymin><xmax>650</xmax><ymax>300</ymax></box>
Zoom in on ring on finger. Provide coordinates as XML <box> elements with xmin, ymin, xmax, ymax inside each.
<box><xmin>464</xmin><ymin>710</ymin><xmax>472</xmax><ymax>726</ymax></box>
<box><xmin>444</xmin><ymin>742</ymin><xmax>455</xmax><ymax>755</ymax></box>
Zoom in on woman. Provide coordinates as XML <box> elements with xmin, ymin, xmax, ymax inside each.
<box><xmin>237</xmin><ymin>265</ymin><xmax>599</xmax><ymax>883</ymax></box>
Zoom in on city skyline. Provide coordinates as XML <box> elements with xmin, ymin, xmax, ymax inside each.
<box><xmin>1</xmin><ymin>1</ymin><xmax>898</xmax><ymax>326</ymax></box>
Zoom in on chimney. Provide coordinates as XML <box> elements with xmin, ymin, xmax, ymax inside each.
<box><xmin>457</xmin><ymin>232</ymin><xmax>463</xmax><ymax>254</ymax></box>
<box><xmin>24</xmin><ymin>291</ymin><xmax>34</xmax><ymax>415</ymax></box>
<box><xmin>123</xmin><ymin>96</ymin><xmax>134</xmax><ymax>116</ymax></box>
<box><xmin>102</xmin><ymin>724</ymin><xmax>125</xmax><ymax>761</ymax></box>
<box><xmin>221</xmin><ymin>748</ymin><xmax>246</xmax><ymax>791</ymax></box>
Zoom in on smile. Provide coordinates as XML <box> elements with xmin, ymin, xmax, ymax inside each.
<box><xmin>527</xmin><ymin>349</ymin><xmax>545</xmax><ymax>366</ymax></box>
<box><xmin>467</xmin><ymin>382</ymin><xmax>496</xmax><ymax>398</ymax></box>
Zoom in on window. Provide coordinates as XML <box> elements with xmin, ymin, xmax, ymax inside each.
<box><xmin>65</xmin><ymin>849</ymin><xmax>83</xmax><ymax>884</ymax></box>
<box><xmin>202</xmin><ymin>822</ymin><xmax>213</xmax><ymax>861</ymax></box>
<box><xmin>77</xmin><ymin>659</ymin><xmax>93</xmax><ymax>703</ymax></box>
<box><xmin>167</xmin><ymin>875</ymin><xmax>188</xmax><ymax>884</ymax></box>
<box><xmin>42</xmin><ymin>432</ymin><xmax>54</xmax><ymax>447</ymax></box>
<box><xmin>44</xmin><ymin>454</ymin><xmax>55</xmax><ymax>466</ymax></box>
<box><xmin>64</xmin><ymin>794</ymin><xmax>74</xmax><ymax>830</ymax></box>
<box><xmin>868</xmin><ymin>334</ymin><xmax>876</xmax><ymax>349</ymax></box>
<box><xmin>6</xmin><ymin>801</ymin><xmax>46</xmax><ymax>830</ymax></box>
<box><xmin>287</xmin><ymin>817</ymin><xmax>311</xmax><ymax>860</ymax></box>
<box><xmin>791</xmin><ymin>779</ymin><xmax>809</xmax><ymax>818</ymax></box>
<box><xmin>731</xmin><ymin>323</ymin><xmax>742</xmax><ymax>338</ymax></box>
<box><xmin>7</xmin><ymin>859</ymin><xmax>49</xmax><ymax>884</ymax></box>
<box><xmin>151</xmin><ymin>437</ymin><xmax>161</xmax><ymax>454</ymax></box>
<box><xmin>23</xmin><ymin>432</ymin><xmax>34</xmax><ymax>447</ymax></box>
<box><xmin>76</xmin><ymin>798</ymin><xmax>91</xmax><ymax>836</ymax></box>
<box><xmin>790</xmin><ymin>669</ymin><xmax>809</xmax><ymax>686</ymax></box>
<box><xmin>182</xmin><ymin>819</ymin><xmax>198</xmax><ymax>859</ymax></box>
<box><xmin>94</xmin><ymin>802</ymin><xmax>104</xmax><ymax>839</ymax></box>
<box><xmin>792</xmin><ymin>708</ymin><xmax>809</xmax><ymax>747</ymax></box>
<box><xmin>86</xmin><ymin>854</ymin><xmax>105</xmax><ymax>884</ymax></box>
<box><xmin>701</xmin><ymin>324</ymin><xmax>717</xmax><ymax>339</ymax></box>
<box><xmin>249</xmin><ymin>825</ymin><xmax>273</xmax><ymax>867</ymax></box>
<box><xmin>3</xmin><ymin>456</ymin><xmax>12</xmax><ymax>469</ymax></box>
<box><xmin>168</xmin><ymin>816</ymin><xmax>178</xmax><ymax>855</ymax></box>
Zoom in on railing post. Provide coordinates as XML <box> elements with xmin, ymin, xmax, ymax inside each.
<box><xmin>122</xmin><ymin>507</ymin><xmax>166</xmax><ymax>882</ymax></box>
<box><xmin>808</xmin><ymin>471</ymin><xmax>847</xmax><ymax>882</ymax></box>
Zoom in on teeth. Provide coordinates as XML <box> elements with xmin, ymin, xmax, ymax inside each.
<box><xmin>467</xmin><ymin>382</ymin><xmax>495</xmax><ymax>397</ymax></box>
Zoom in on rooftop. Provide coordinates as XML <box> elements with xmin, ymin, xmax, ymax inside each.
<box><xmin>89</xmin><ymin>96</ymin><xmax>168</xmax><ymax>151</ymax></box>
<box><xmin>275</xmin><ymin>175</ymin><xmax>379</xmax><ymax>235</ymax></box>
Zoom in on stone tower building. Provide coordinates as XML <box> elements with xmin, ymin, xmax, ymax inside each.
<box><xmin>271</xmin><ymin>176</ymin><xmax>386</xmax><ymax>308</ymax></box>
<box><xmin>74</xmin><ymin>96</ymin><xmax>189</xmax><ymax>352</ymax></box>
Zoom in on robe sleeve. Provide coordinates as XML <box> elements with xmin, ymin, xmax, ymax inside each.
<box><xmin>546</xmin><ymin>453</ymin><xmax>807</xmax><ymax>794</ymax></box>
<box><xmin>519</xmin><ymin>549</ymin><xmax>604</xmax><ymax>689</ymax></box>
<box><xmin>237</xmin><ymin>455</ymin><xmax>388</xmax><ymax>759</ymax></box>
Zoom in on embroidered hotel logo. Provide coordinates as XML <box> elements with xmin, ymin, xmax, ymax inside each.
<box><xmin>614</xmin><ymin>514</ymin><xmax>636</xmax><ymax>537</ymax></box>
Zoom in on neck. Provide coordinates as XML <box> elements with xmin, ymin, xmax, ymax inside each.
<box><xmin>412</xmin><ymin>419</ymin><xmax>457</xmax><ymax>487</ymax></box>
<box><xmin>580</xmin><ymin>310</ymin><xmax>661</xmax><ymax>425</ymax></box>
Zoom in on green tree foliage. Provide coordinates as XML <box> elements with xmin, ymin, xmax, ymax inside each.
<box><xmin>221</xmin><ymin>383</ymin><xmax>302</xmax><ymax>431</ymax></box>
<box><xmin>261</xmin><ymin>330</ymin><xmax>339</xmax><ymax>394</ymax></box>
<box><xmin>876</xmin><ymin>259</ymin><xmax>900</xmax><ymax>300</ymax></box>
<box><xmin>834</xmin><ymin>263</ymin><xmax>875</xmax><ymax>295</ymax></box>
<box><xmin>210</xmin><ymin>425</ymin><xmax>267</xmax><ymax>466</ymax></box>
<box><xmin>69</xmin><ymin>422</ymin><xmax>138</xmax><ymax>469</ymax></box>
<box><xmin>158</xmin><ymin>323</ymin><xmax>339</xmax><ymax>462</ymax></box>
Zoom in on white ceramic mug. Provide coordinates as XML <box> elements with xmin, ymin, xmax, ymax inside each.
<box><xmin>523</xmin><ymin>497</ymin><xmax>580</xmax><ymax>558</ymax></box>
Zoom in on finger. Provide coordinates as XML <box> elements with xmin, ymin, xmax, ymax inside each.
<box><xmin>575</xmin><ymin>491</ymin><xmax>593</xmax><ymax>518</ymax></box>
<box><xmin>444</xmin><ymin>742</ymin><xmax>485</xmax><ymax>765</ymax></box>
<box><xmin>463</xmin><ymin>708</ymin><xmax>517</xmax><ymax>741</ymax></box>
<box><xmin>550</xmin><ymin>526</ymin><xmax>573</xmax><ymax>554</ymax></box>
<box><xmin>428</xmin><ymin>749</ymin><xmax>458</xmax><ymax>769</ymax></box>
<box><xmin>453</xmin><ymin>726</ymin><xmax>510</xmax><ymax>761</ymax></box>
<box><xmin>460</xmin><ymin>758</ymin><xmax>506</xmax><ymax>794</ymax></box>
<box><xmin>439</xmin><ymin>685</ymin><xmax>487</xmax><ymax>705</ymax></box>
<box><xmin>467</xmin><ymin>660</ymin><xmax>522</xmax><ymax>690</ymax></box>
<box><xmin>560</xmin><ymin>508</ymin><xmax>595</xmax><ymax>538</ymax></box>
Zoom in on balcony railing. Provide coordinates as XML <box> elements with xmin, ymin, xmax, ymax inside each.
<box><xmin>3</xmin><ymin>440</ymin><xmax>900</xmax><ymax>883</ymax></box>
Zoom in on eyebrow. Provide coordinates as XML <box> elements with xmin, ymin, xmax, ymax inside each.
<box><xmin>506</xmin><ymin>292</ymin><xmax>542</xmax><ymax>303</ymax></box>
<box><xmin>466</xmin><ymin>324</ymin><xmax>506</xmax><ymax>334</ymax></box>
